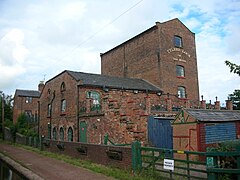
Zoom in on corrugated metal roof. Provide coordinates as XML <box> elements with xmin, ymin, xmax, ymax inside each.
<box><xmin>185</xmin><ymin>109</ymin><xmax>240</xmax><ymax>122</ymax></box>
<box><xmin>15</xmin><ymin>89</ymin><xmax>40</xmax><ymax>98</ymax></box>
<box><xmin>66</xmin><ymin>70</ymin><xmax>161</xmax><ymax>92</ymax></box>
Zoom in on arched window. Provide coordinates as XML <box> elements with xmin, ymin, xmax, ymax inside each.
<box><xmin>178</xmin><ymin>86</ymin><xmax>186</xmax><ymax>98</ymax></box>
<box><xmin>61</xmin><ymin>99</ymin><xmax>66</xmax><ymax>112</ymax></box>
<box><xmin>67</xmin><ymin>127</ymin><xmax>73</xmax><ymax>142</ymax></box>
<box><xmin>53</xmin><ymin>127</ymin><xmax>57</xmax><ymax>140</ymax></box>
<box><xmin>87</xmin><ymin>91</ymin><xmax>101</xmax><ymax>111</ymax></box>
<box><xmin>60</xmin><ymin>82</ymin><xmax>66</xmax><ymax>92</ymax></box>
<box><xmin>59</xmin><ymin>127</ymin><xmax>64</xmax><ymax>141</ymax></box>
<box><xmin>176</xmin><ymin>65</ymin><xmax>185</xmax><ymax>77</ymax></box>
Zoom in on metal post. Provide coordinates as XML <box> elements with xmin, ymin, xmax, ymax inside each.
<box><xmin>1</xmin><ymin>92</ymin><xmax>4</xmax><ymax>140</ymax></box>
<box><xmin>104</xmin><ymin>133</ymin><xmax>108</xmax><ymax>145</ymax></box>
<box><xmin>236</xmin><ymin>146</ymin><xmax>240</xmax><ymax>180</ymax></box>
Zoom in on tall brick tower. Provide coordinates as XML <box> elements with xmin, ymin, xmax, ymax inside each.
<box><xmin>101</xmin><ymin>18</ymin><xmax>199</xmax><ymax>104</ymax></box>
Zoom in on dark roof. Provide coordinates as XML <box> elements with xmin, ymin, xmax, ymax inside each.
<box><xmin>15</xmin><ymin>89</ymin><xmax>40</xmax><ymax>98</ymax></box>
<box><xmin>185</xmin><ymin>109</ymin><xmax>240</xmax><ymax>122</ymax></box>
<box><xmin>66</xmin><ymin>70</ymin><xmax>161</xmax><ymax>92</ymax></box>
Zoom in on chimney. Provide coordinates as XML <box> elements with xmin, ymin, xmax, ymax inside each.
<box><xmin>38</xmin><ymin>81</ymin><xmax>45</xmax><ymax>93</ymax></box>
<box><xmin>214</xmin><ymin>96</ymin><xmax>220</xmax><ymax>110</ymax></box>
<box><xmin>200</xmin><ymin>95</ymin><xmax>206</xmax><ymax>109</ymax></box>
<box><xmin>226</xmin><ymin>100</ymin><xmax>233</xmax><ymax>110</ymax></box>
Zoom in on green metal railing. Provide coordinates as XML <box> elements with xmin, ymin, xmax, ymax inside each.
<box><xmin>103</xmin><ymin>134</ymin><xmax>131</xmax><ymax>146</ymax></box>
<box><xmin>132</xmin><ymin>141</ymin><xmax>240</xmax><ymax>180</ymax></box>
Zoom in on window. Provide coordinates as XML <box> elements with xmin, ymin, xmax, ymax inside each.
<box><xmin>25</xmin><ymin>97</ymin><xmax>32</xmax><ymax>103</ymax></box>
<box><xmin>60</xmin><ymin>82</ymin><xmax>66</xmax><ymax>92</ymax></box>
<box><xmin>59</xmin><ymin>127</ymin><xmax>64</xmax><ymax>141</ymax></box>
<box><xmin>174</xmin><ymin>36</ymin><xmax>182</xmax><ymax>48</ymax></box>
<box><xmin>53</xmin><ymin>127</ymin><xmax>57</xmax><ymax>140</ymax></box>
<box><xmin>176</xmin><ymin>65</ymin><xmax>185</xmax><ymax>77</ymax></box>
<box><xmin>61</xmin><ymin>99</ymin><xmax>66</xmax><ymax>112</ymax></box>
<box><xmin>67</xmin><ymin>127</ymin><xmax>73</xmax><ymax>142</ymax></box>
<box><xmin>25</xmin><ymin>110</ymin><xmax>33</xmax><ymax>122</ymax></box>
<box><xmin>48</xmin><ymin>89</ymin><xmax>51</xmax><ymax>95</ymax></box>
<box><xmin>47</xmin><ymin>104</ymin><xmax>51</xmax><ymax>116</ymax></box>
<box><xmin>178</xmin><ymin>86</ymin><xmax>186</xmax><ymax>98</ymax></box>
<box><xmin>87</xmin><ymin>91</ymin><xmax>101</xmax><ymax>111</ymax></box>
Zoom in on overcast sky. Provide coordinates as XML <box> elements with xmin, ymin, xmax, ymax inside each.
<box><xmin>0</xmin><ymin>0</ymin><xmax>239</xmax><ymax>104</ymax></box>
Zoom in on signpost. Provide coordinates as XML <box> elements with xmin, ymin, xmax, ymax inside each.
<box><xmin>164</xmin><ymin>159</ymin><xmax>174</xmax><ymax>171</ymax></box>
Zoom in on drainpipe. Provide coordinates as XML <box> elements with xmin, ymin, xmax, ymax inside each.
<box><xmin>37</xmin><ymin>100</ymin><xmax>40</xmax><ymax>139</ymax></box>
<box><xmin>50</xmin><ymin>91</ymin><xmax>55</xmax><ymax>139</ymax></box>
<box><xmin>77</xmin><ymin>84</ymin><xmax>80</xmax><ymax>142</ymax></box>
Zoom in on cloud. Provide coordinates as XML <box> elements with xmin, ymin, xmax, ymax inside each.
<box><xmin>0</xmin><ymin>0</ymin><xmax>239</xmax><ymax>105</ymax></box>
<box><xmin>0</xmin><ymin>28</ymin><xmax>28</xmax><ymax>90</ymax></box>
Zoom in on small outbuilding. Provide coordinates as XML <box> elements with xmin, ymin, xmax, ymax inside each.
<box><xmin>172</xmin><ymin>109</ymin><xmax>240</xmax><ymax>152</ymax></box>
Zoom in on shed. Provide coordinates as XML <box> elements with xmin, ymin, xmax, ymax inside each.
<box><xmin>172</xmin><ymin>109</ymin><xmax>240</xmax><ymax>152</ymax></box>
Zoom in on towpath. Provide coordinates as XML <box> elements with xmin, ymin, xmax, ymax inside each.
<box><xmin>0</xmin><ymin>143</ymin><xmax>114</xmax><ymax>180</ymax></box>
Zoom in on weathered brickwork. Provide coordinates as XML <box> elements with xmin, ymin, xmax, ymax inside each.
<box><xmin>43</xmin><ymin>140</ymin><xmax>132</xmax><ymax>170</ymax></box>
<box><xmin>39</xmin><ymin>71</ymin><xmax>78</xmax><ymax>141</ymax></box>
<box><xmin>13</xmin><ymin>90</ymin><xmax>40</xmax><ymax>124</ymax></box>
<box><xmin>101</xmin><ymin>18</ymin><xmax>200</xmax><ymax>107</ymax></box>
<box><xmin>39</xmin><ymin>71</ymin><xmax>165</xmax><ymax>145</ymax></box>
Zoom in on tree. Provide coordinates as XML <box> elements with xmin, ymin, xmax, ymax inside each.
<box><xmin>225</xmin><ymin>60</ymin><xmax>240</xmax><ymax>76</ymax></box>
<box><xmin>0</xmin><ymin>94</ymin><xmax>13</xmax><ymax>133</ymax></box>
<box><xmin>228</xmin><ymin>90</ymin><xmax>240</xmax><ymax>110</ymax></box>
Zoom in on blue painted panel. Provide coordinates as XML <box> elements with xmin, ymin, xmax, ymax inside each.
<box><xmin>205</xmin><ymin>123</ymin><xmax>236</xmax><ymax>144</ymax></box>
<box><xmin>148</xmin><ymin>116</ymin><xmax>173</xmax><ymax>149</ymax></box>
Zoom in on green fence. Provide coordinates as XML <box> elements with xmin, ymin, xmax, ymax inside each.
<box><xmin>132</xmin><ymin>141</ymin><xmax>240</xmax><ymax>180</ymax></box>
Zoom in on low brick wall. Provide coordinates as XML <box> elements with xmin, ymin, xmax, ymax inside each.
<box><xmin>16</xmin><ymin>133</ymin><xmax>27</xmax><ymax>145</ymax></box>
<box><xmin>43</xmin><ymin>140</ymin><xmax>132</xmax><ymax>170</ymax></box>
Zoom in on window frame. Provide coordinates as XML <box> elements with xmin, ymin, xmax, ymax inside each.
<box><xmin>178</xmin><ymin>86</ymin><xmax>186</xmax><ymax>99</ymax></box>
<box><xmin>59</xmin><ymin>127</ymin><xmax>64</xmax><ymax>141</ymax></box>
<box><xmin>174</xmin><ymin>35</ymin><xmax>183</xmax><ymax>48</ymax></box>
<box><xmin>25</xmin><ymin>97</ymin><xmax>32</xmax><ymax>103</ymax></box>
<box><xmin>60</xmin><ymin>82</ymin><xmax>66</xmax><ymax>92</ymax></box>
<box><xmin>86</xmin><ymin>91</ymin><xmax>101</xmax><ymax>111</ymax></box>
<box><xmin>47</xmin><ymin>104</ymin><xmax>51</xmax><ymax>116</ymax></box>
<box><xmin>61</xmin><ymin>99</ymin><xmax>66</xmax><ymax>113</ymax></box>
<box><xmin>67</xmin><ymin>127</ymin><xmax>73</xmax><ymax>142</ymax></box>
<box><xmin>53</xmin><ymin>127</ymin><xmax>57</xmax><ymax>140</ymax></box>
<box><xmin>176</xmin><ymin>65</ymin><xmax>185</xmax><ymax>77</ymax></box>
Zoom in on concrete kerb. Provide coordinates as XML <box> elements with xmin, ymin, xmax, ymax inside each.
<box><xmin>0</xmin><ymin>152</ymin><xmax>43</xmax><ymax>180</ymax></box>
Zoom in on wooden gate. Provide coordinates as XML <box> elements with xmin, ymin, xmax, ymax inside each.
<box><xmin>148</xmin><ymin>116</ymin><xmax>173</xmax><ymax>149</ymax></box>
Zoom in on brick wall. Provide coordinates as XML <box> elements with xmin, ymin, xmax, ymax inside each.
<box><xmin>101</xmin><ymin>19</ymin><xmax>199</xmax><ymax>107</ymax></box>
<box><xmin>39</xmin><ymin>71</ymin><xmax>78</xmax><ymax>141</ymax></box>
<box><xmin>13</xmin><ymin>95</ymin><xmax>39</xmax><ymax>124</ymax></box>
<box><xmin>43</xmin><ymin>140</ymin><xmax>132</xmax><ymax>170</ymax></box>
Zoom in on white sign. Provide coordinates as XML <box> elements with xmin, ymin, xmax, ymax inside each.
<box><xmin>164</xmin><ymin>159</ymin><xmax>174</xmax><ymax>171</ymax></box>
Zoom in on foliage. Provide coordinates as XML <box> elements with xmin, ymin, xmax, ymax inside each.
<box><xmin>0</xmin><ymin>94</ymin><xmax>13</xmax><ymax>131</ymax></box>
<box><xmin>225</xmin><ymin>60</ymin><xmax>240</xmax><ymax>76</ymax></box>
<box><xmin>207</xmin><ymin>140</ymin><xmax>239</xmax><ymax>180</ymax></box>
<box><xmin>15</xmin><ymin>113</ymin><xmax>37</xmax><ymax>137</ymax></box>
<box><xmin>228</xmin><ymin>89</ymin><xmax>240</xmax><ymax>110</ymax></box>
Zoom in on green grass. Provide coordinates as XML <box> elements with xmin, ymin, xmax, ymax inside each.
<box><xmin>1</xmin><ymin>141</ymin><xmax>162</xmax><ymax>180</ymax></box>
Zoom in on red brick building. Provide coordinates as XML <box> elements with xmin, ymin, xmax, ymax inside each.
<box><xmin>101</xmin><ymin>18</ymin><xmax>199</xmax><ymax>108</ymax></box>
<box><xmin>13</xmin><ymin>85</ymin><xmax>42</xmax><ymax>124</ymax></box>
<box><xmin>39</xmin><ymin>70</ymin><xmax>167</xmax><ymax>144</ymax></box>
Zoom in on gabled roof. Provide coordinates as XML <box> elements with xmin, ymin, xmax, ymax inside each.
<box><xmin>15</xmin><ymin>89</ymin><xmax>40</xmax><ymax>98</ymax></box>
<box><xmin>101</xmin><ymin>18</ymin><xmax>193</xmax><ymax>56</ymax></box>
<box><xmin>184</xmin><ymin>109</ymin><xmax>240</xmax><ymax>122</ymax></box>
<box><xmin>66</xmin><ymin>70</ymin><xmax>161</xmax><ymax>92</ymax></box>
